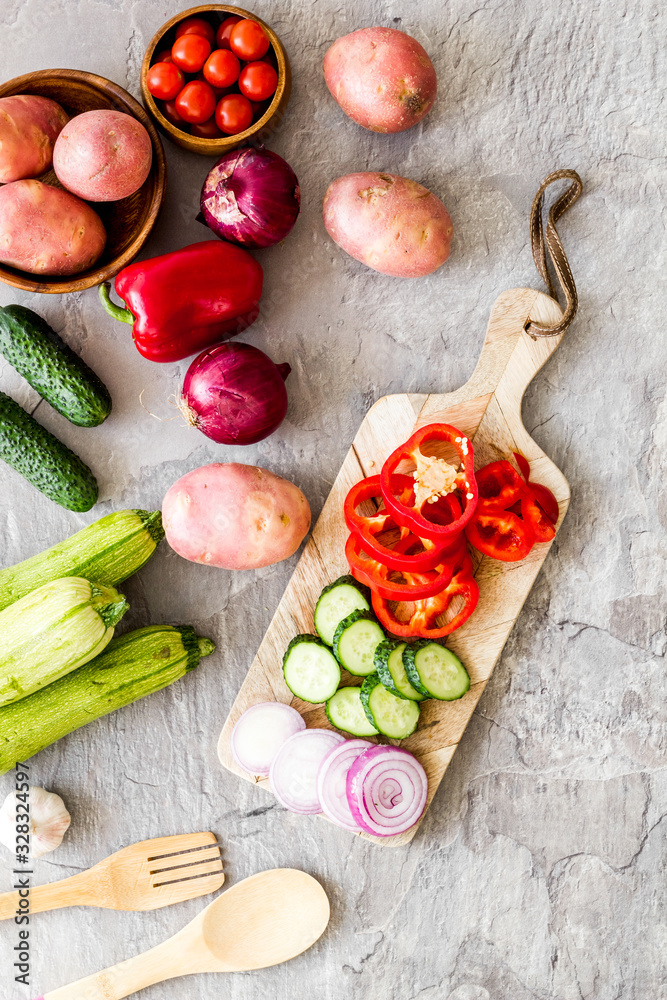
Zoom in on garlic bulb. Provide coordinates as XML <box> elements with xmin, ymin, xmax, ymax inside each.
<box><xmin>0</xmin><ymin>787</ymin><xmax>71</xmax><ymax>859</ymax></box>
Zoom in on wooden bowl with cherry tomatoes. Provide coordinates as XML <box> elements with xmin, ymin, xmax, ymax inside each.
<box><xmin>141</xmin><ymin>4</ymin><xmax>291</xmax><ymax>154</ymax></box>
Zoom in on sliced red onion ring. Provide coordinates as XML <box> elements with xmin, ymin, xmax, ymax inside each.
<box><xmin>231</xmin><ymin>702</ymin><xmax>306</xmax><ymax>777</ymax></box>
<box><xmin>270</xmin><ymin>728</ymin><xmax>345</xmax><ymax>814</ymax></box>
<box><xmin>317</xmin><ymin>739</ymin><xmax>374</xmax><ymax>832</ymax></box>
<box><xmin>346</xmin><ymin>746</ymin><xmax>428</xmax><ymax>837</ymax></box>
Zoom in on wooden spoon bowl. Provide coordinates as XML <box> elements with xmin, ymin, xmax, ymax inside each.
<box><xmin>0</xmin><ymin>69</ymin><xmax>167</xmax><ymax>295</ymax></box>
<box><xmin>39</xmin><ymin>869</ymin><xmax>330</xmax><ymax>999</ymax></box>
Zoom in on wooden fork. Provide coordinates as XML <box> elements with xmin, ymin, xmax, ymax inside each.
<box><xmin>0</xmin><ymin>832</ymin><xmax>224</xmax><ymax>918</ymax></box>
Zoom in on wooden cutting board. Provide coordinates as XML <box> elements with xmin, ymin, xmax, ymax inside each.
<box><xmin>218</xmin><ymin>286</ymin><xmax>569</xmax><ymax>846</ymax></box>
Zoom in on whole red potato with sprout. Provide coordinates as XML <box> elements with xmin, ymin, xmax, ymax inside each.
<box><xmin>323</xmin><ymin>27</ymin><xmax>436</xmax><ymax>133</ymax></box>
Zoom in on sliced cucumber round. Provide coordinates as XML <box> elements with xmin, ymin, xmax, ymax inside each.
<box><xmin>360</xmin><ymin>672</ymin><xmax>420</xmax><ymax>739</ymax></box>
<box><xmin>282</xmin><ymin>634</ymin><xmax>341</xmax><ymax>703</ymax></box>
<box><xmin>403</xmin><ymin>640</ymin><xmax>470</xmax><ymax>700</ymax></box>
<box><xmin>374</xmin><ymin>639</ymin><xmax>426</xmax><ymax>702</ymax></box>
<box><xmin>325</xmin><ymin>686</ymin><xmax>379</xmax><ymax>737</ymax></box>
<box><xmin>314</xmin><ymin>575</ymin><xmax>370</xmax><ymax>646</ymax></box>
<box><xmin>333</xmin><ymin>610</ymin><xmax>385</xmax><ymax>676</ymax></box>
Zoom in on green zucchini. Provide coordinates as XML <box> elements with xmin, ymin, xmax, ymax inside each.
<box><xmin>0</xmin><ymin>391</ymin><xmax>98</xmax><ymax>511</ymax></box>
<box><xmin>374</xmin><ymin>639</ymin><xmax>426</xmax><ymax>702</ymax></box>
<box><xmin>314</xmin><ymin>575</ymin><xmax>370</xmax><ymax>645</ymax></box>
<box><xmin>360</xmin><ymin>672</ymin><xmax>421</xmax><ymax>739</ymax></box>
<box><xmin>282</xmin><ymin>634</ymin><xmax>341</xmax><ymax>703</ymax></box>
<box><xmin>0</xmin><ymin>305</ymin><xmax>112</xmax><ymax>427</ymax></box>
<box><xmin>0</xmin><ymin>576</ymin><xmax>128</xmax><ymax>706</ymax></box>
<box><xmin>403</xmin><ymin>640</ymin><xmax>470</xmax><ymax>700</ymax></box>
<box><xmin>325</xmin><ymin>685</ymin><xmax>379</xmax><ymax>737</ymax></box>
<box><xmin>333</xmin><ymin>610</ymin><xmax>385</xmax><ymax>676</ymax></box>
<box><xmin>0</xmin><ymin>626</ymin><xmax>213</xmax><ymax>774</ymax></box>
<box><xmin>0</xmin><ymin>509</ymin><xmax>164</xmax><ymax>613</ymax></box>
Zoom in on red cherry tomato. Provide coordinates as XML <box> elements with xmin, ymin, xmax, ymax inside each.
<box><xmin>229</xmin><ymin>19</ymin><xmax>270</xmax><ymax>61</ymax></box>
<box><xmin>175</xmin><ymin>80</ymin><xmax>217</xmax><ymax>124</ymax></box>
<box><xmin>154</xmin><ymin>49</ymin><xmax>174</xmax><ymax>64</ymax></box>
<box><xmin>238</xmin><ymin>61</ymin><xmax>278</xmax><ymax>101</ymax></box>
<box><xmin>191</xmin><ymin>118</ymin><xmax>224</xmax><ymax>139</ymax></box>
<box><xmin>175</xmin><ymin>17</ymin><xmax>216</xmax><ymax>45</ymax></box>
<box><xmin>250</xmin><ymin>99</ymin><xmax>269</xmax><ymax>118</ymax></box>
<box><xmin>171</xmin><ymin>34</ymin><xmax>211</xmax><ymax>73</ymax></box>
<box><xmin>203</xmin><ymin>48</ymin><xmax>240</xmax><ymax>89</ymax></box>
<box><xmin>196</xmin><ymin>71</ymin><xmax>231</xmax><ymax>99</ymax></box>
<box><xmin>215</xmin><ymin>93</ymin><xmax>253</xmax><ymax>134</ymax></box>
<box><xmin>146</xmin><ymin>62</ymin><xmax>185</xmax><ymax>100</ymax></box>
<box><xmin>161</xmin><ymin>99</ymin><xmax>186</xmax><ymax>126</ymax></box>
<box><xmin>216</xmin><ymin>15</ymin><xmax>241</xmax><ymax>49</ymax></box>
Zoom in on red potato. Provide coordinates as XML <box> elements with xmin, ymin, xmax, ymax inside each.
<box><xmin>323</xmin><ymin>27</ymin><xmax>436</xmax><ymax>133</ymax></box>
<box><xmin>0</xmin><ymin>179</ymin><xmax>106</xmax><ymax>276</ymax></box>
<box><xmin>53</xmin><ymin>110</ymin><xmax>152</xmax><ymax>202</ymax></box>
<box><xmin>163</xmin><ymin>462</ymin><xmax>311</xmax><ymax>571</ymax></box>
<box><xmin>323</xmin><ymin>171</ymin><xmax>453</xmax><ymax>278</ymax></box>
<box><xmin>0</xmin><ymin>94</ymin><xmax>68</xmax><ymax>182</ymax></box>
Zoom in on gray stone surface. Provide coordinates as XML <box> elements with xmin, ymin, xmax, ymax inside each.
<box><xmin>0</xmin><ymin>0</ymin><xmax>665</xmax><ymax>997</ymax></box>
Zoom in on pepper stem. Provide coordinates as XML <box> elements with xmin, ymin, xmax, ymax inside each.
<box><xmin>98</xmin><ymin>282</ymin><xmax>135</xmax><ymax>325</ymax></box>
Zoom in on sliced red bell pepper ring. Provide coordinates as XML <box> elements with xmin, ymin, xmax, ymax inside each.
<box><xmin>372</xmin><ymin>551</ymin><xmax>479</xmax><ymax>639</ymax></box>
<box><xmin>344</xmin><ymin>474</ymin><xmax>457</xmax><ymax>572</ymax></box>
<box><xmin>380</xmin><ymin>423</ymin><xmax>478</xmax><ymax>546</ymax></box>
<box><xmin>345</xmin><ymin>532</ymin><xmax>467</xmax><ymax>602</ymax></box>
<box><xmin>514</xmin><ymin>452</ymin><xmax>560</xmax><ymax>524</ymax></box>
<box><xmin>465</xmin><ymin>505</ymin><xmax>534</xmax><ymax>562</ymax></box>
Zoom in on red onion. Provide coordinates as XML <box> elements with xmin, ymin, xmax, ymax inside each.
<box><xmin>231</xmin><ymin>703</ymin><xmax>306</xmax><ymax>777</ymax></box>
<box><xmin>317</xmin><ymin>739</ymin><xmax>373</xmax><ymax>831</ymax></box>
<box><xmin>181</xmin><ymin>342</ymin><xmax>290</xmax><ymax>445</ymax></box>
<box><xmin>346</xmin><ymin>745</ymin><xmax>428</xmax><ymax>837</ymax></box>
<box><xmin>199</xmin><ymin>147</ymin><xmax>300</xmax><ymax>248</ymax></box>
<box><xmin>270</xmin><ymin>728</ymin><xmax>345</xmax><ymax>814</ymax></box>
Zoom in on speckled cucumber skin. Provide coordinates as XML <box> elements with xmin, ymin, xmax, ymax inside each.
<box><xmin>0</xmin><ymin>305</ymin><xmax>111</xmax><ymax>427</ymax></box>
<box><xmin>0</xmin><ymin>391</ymin><xmax>98</xmax><ymax>511</ymax></box>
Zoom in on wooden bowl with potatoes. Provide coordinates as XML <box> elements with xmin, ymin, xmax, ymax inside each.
<box><xmin>0</xmin><ymin>69</ymin><xmax>166</xmax><ymax>295</ymax></box>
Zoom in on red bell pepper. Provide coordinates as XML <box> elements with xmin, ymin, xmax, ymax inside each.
<box><xmin>99</xmin><ymin>241</ymin><xmax>263</xmax><ymax>363</ymax></box>
<box><xmin>465</xmin><ymin>507</ymin><xmax>534</xmax><ymax>562</ymax></box>
<box><xmin>476</xmin><ymin>460</ymin><xmax>526</xmax><ymax>508</ymax></box>
<box><xmin>344</xmin><ymin>474</ymin><xmax>458</xmax><ymax>572</ymax></box>
<box><xmin>372</xmin><ymin>550</ymin><xmax>479</xmax><ymax>639</ymax></box>
<box><xmin>345</xmin><ymin>532</ymin><xmax>467</xmax><ymax>602</ymax></box>
<box><xmin>380</xmin><ymin>423</ymin><xmax>478</xmax><ymax>548</ymax></box>
<box><xmin>520</xmin><ymin>495</ymin><xmax>556</xmax><ymax>543</ymax></box>
<box><xmin>466</xmin><ymin>456</ymin><xmax>559</xmax><ymax>560</ymax></box>
<box><xmin>514</xmin><ymin>453</ymin><xmax>560</xmax><ymax>525</ymax></box>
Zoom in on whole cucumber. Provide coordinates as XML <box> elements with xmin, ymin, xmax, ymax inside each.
<box><xmin>0</xmin><ymin>391</ymin><xmax>98</xmax><ymax>511</ymax></box>
<box><xmin>0</xmin><ymin>304</ymin><xmax>111</xmax><ymax>427</ymax></box>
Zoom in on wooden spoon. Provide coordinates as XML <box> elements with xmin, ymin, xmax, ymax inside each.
<box><xmin>35</xmin><ymin>869</ymin><xmax>330</xmax><ymax>1000</ymax></box>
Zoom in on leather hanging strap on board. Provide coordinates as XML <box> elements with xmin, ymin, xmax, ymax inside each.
<box><xmin>525</xmin><ymin>168</ymin><xmax>583</xmax><ymax>337</ymax></box>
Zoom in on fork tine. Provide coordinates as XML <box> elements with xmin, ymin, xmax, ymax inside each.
<box><xmin>150</xmin><ymin>870</ymin><xmax>225</xmax><ymax>904</ymax></box>
<box><xmin>143</xmin><ymin>831</ymin><xmax>217</xmax><ymax>860</ymax></box>
<box><xmin>153</xmin><ymin>858</ymin><xmax>223</xmax><ymax>887</ymax></box>
<box><xmin>150</xmin><ymin>845</ymin><xmax>221</xmax><ymax>875</ymax></box>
